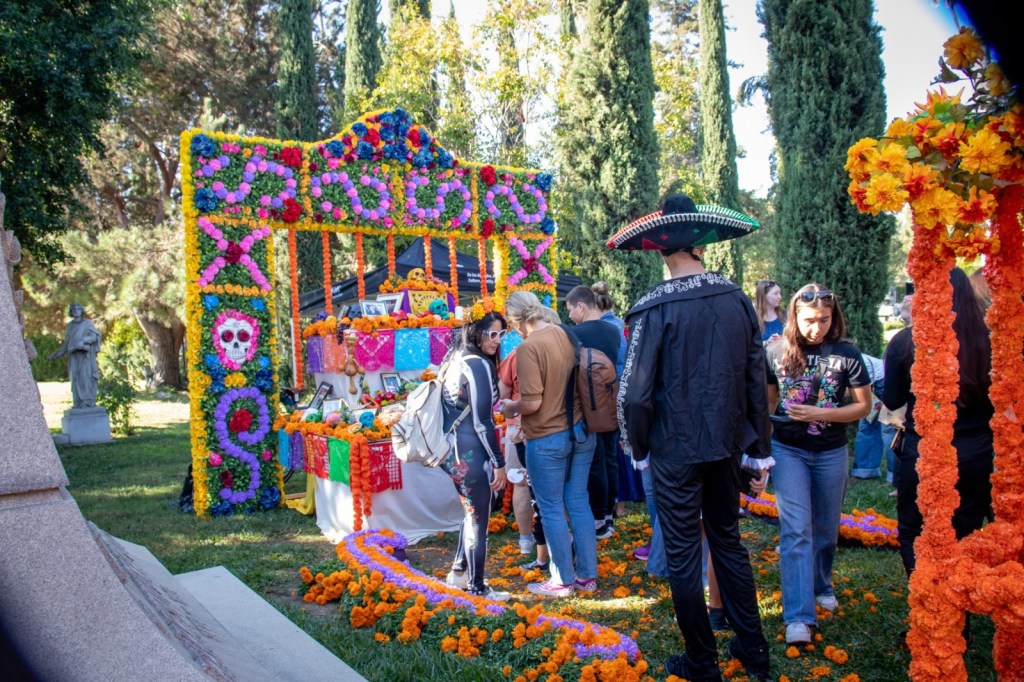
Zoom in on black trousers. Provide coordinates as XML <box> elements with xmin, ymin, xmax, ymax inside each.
<box><xmin>651</xmin><ymin>453</ymin><xmax>769</xmax><ymax>674</ymax></box>
<box><xmin>588</xmin><ymin>430</ymin><xmax>619</xmax><ymax>520</ymax></box>
<box><xmin>895</xmin><ymin>430</ymin><xmax>994</xmax><ymax>576</ymax></box>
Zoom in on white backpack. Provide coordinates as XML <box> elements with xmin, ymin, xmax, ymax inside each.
<box><xmin>391</xmin><ymin>358</ymin><xmax>470</xmax><ymax>467</ymax></box>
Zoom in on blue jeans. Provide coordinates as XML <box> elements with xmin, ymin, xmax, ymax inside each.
<box><xmin>525</xmin><ymin>422</ymin><xmax>597</xmax><ymax>586</ymax></box>
<box><xmin>640</xmin><ymin>466</ymin><xmax>668</xmax><ymax>577</ymax></box>
<box><xmin>771</xmin><ymin>439</ymin><xmax>848</xmax><ymax>626</ymax></box>
<box><xmin>851</xmin><ymin>417</ymin><xmax>896</xmax><ymax>480</ymax></box>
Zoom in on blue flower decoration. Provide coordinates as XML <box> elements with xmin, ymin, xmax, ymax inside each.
<box><xmin>356</xmin><ymin>141</ymin><xmax>374</xmax><ymax>159</ymax></box>
<box><xmin>351</xmin><ymin>122</ymin><xmax>368</xmax><ymax>137</ymax></box>
<box><xmin>315</xmin><ymin>311</ymin><xmax>329</xmax><ymax>322</ymax></box>
<box><xmin>412</xmin><ymin>148</ymin><xmax>433</xmax><ymax>168</ymax></box>
<box><xmin>542</xmin><ymin>294</ymin><xmax>553</xmax><ymax>307</ymax></box>
<box><xmin>418</xmin><ymin>128</ymin><xmax>431</xmax><ymax>147</ymax></box>
<box><xmin>195</xmin><ymin>188</ymin><xmax>219</xmax><ymax>213</ymax></box>
<box><xmin>210</xmin><ymin>378</ymin><xmax>226</xmax><ymax>395</ymax></box>
<box><xmin>191</xmin><ymin>134</ymin><xmax>216</xmax><ymax>159</ymax></box>
<box><xmin>379</xmin><ymin>112</ymin><xmax>396</xmax><ymax>128</ymax></box>
<box><xmin>210</xmin><ymin>500</ymin><xmax>234</xmax><ymax>517</ymax></box>
<box><xmin>258</xmin><ymin>356</ymin><xmax>271</xmax><ymax>370</ymax></box>
<box><xmin>326</xmin><ymin>140</ymin><xmax>345</xmax><ymax>157</ymax></box>
<box><xmin>259</xmin><ymin>485</ymin><xmax>281</xmax><ymax>510</ymax></box>
<box><xmin>394</xmin><ymin>108</ymin><xmax>411</xmax><ymax>126</ymax></box>
<box><xmin>535</xmin><ymin>173</ymin><xmax>553</xmax><ymax>191</ymax></box>
<box><xmin>204</xmin><ymin>354</ymin><xmax>222</xmax><ymax>371</ymax></box>
<box><xmin>540</xmin><ymin>217</ymin><xmax>556</xmax><ymax>235</ymax></box>
<box><xmin>203</xmin><ymin>295</ymin><xmax>220</xmax><ymax>310</ymax></box>
<box><xmin>437</xmin><ymin>149</ymin><xmax>454</xmax><ymax>169</ymax></box>
<box><xmin>383</xmin><ymin>142</ymin><xmax>409</xmax><ymax>160</ymax></box>
<box><xmin>250</xmin><ymin>298</ymin><xmax>265</xmax><ymax>311</ymax></box>
<box><xmin>380</xmin><ymin>125</ymin><xmax>396</xmax><ymax>141</ymax></box>
<box><xmin>254</xmin><ymin>369</ymin><xmax>274</xmax><ymax>392</ymax></box>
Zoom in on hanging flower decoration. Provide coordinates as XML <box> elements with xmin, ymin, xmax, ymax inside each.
<box><xmin>847</xmin><ymin>27</ymin><xmax>1024</xmax><ymax>681</ymax></box>
<box><xmin>506</xmin><ymin>237</ymin><xmax>555</xmax><ymax>287</ymax></box>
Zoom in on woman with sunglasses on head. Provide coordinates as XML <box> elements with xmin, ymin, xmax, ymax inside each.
<box><xmin>754</xmin><ymin>279</ymin><xmax>786</xmax><ymax>343</ymax></box>
<box><xmin>764</xmin><ymin>284</ymin><xmax>872</xmax><ymax>645</ymax></box>
<box><xmin>440</xmin><ymin>311</ymin><xmax>510</xmax><ymax>601</ymax></box>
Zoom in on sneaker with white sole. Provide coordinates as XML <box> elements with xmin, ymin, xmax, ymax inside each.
<box><xmin>469</xmin><ymin>583</ymin><xmax>511</xmax><ymax>602</ymax></box>
<box><xmin>815</xmin><ymin>594</ymin><xmax>839</xmax><ymax>611</ymax></box>
<box><xmin>785</xmin><ymin>622</ymin><xmax>813</xmax><ymax>645</ymax></box>
<box><xmin>446</xmin><ymin>569</ymin><xmax>469</xmax><ymax>589</ymax></box>
<box><xmin>518</xmin><ymin>534</ymin><xmax>537</xmax><ymax>555</ymax></box>
<box><xmin>527</xmin><ymin>580</ymin><xmax>574</xmax><ymax>598</ymax></box>
<box><xmin>595</xmin><ymin>522</ymin><xmax>614</xmax><ymax>540</ymax></box>
<box><xmin>574</xmin><ymin>578</ymin><xmax>597</xmax><ymax>593</ymax></box>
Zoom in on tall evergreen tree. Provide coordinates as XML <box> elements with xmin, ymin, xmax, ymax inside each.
<box><xmin>761</xmin><ymin>0</ymin><xmax>892</xmax><ymax>354</ymax></box>
<box><xmin>697</xmin><ymin>0</ymin><xmax>742</xmax><ymax>285</ymax></box>
<box><xmin>344</xmin><ymin>0</ymin><xmax>383</xmax><ymax>121</ymax></box>
<box><xmin>558</xmin><ymin>0</ymin><xmax>661</xmax><ymax>311</ymax></box>
<box><xmin>278</xmin><ymin>0</ymin><xmax>324</xmax><ymax>296</ymax></box>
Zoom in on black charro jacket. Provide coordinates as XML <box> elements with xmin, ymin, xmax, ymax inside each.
<box><xmin>617</xmin><ymin>271</ymin><xmax>772</xmax><ymax>463</ymax></box>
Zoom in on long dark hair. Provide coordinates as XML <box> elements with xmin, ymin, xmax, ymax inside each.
<box><xmin>461</xmin><ymin>311</ymin><xmax>507</xmax><ymax>367</ymax></box>
<box><xmin>779</xmin><ymin>283</ymin><xmax>848</xmax><ymax>377</ymax></box>
<box><xmin>754</xmin><ymin>279</ymin><xmax>785</xmax><ymax>333</ymax></box>
<box><xmin>950</xmin><ymin>267</ymin><xmax>991</xmax><ymax>405</ymax></box>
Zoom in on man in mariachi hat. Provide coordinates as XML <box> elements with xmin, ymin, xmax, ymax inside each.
<box><xmin>611</xmin><ymin>193</ymin><xmax>772</xmax><ymax>682</ymax></box>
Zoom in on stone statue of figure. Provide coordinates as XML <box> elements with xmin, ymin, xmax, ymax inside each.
<box><xmin>49</xmin><ymin>303</ymin><xmax>102</xmax><ymax>408</ymax></box>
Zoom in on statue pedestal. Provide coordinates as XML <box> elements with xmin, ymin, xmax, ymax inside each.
<box><xmin>61</xmin><ymin>407</ymin><xmax>112</xmax><ymax>445</ymax></box>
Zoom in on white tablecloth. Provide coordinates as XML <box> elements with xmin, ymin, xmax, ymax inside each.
<box><xmin>314</xmin><ymin>462</ymin><xmax>464</xmax><ymax>544</ymax></box>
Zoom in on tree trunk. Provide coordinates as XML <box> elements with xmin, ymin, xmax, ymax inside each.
<box><xmin>136</xmin><ymin>314</ymin><xmax>185</xmax><ymax>388</ymax></box>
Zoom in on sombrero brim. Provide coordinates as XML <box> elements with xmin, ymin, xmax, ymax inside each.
<box><xmin>606</xmin><ymin>205</ymin><xmax>760</xmax><ymax>250</ymax></box>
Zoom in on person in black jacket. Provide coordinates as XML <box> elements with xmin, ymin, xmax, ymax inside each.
<box><xmin>440</xmin><ymin>311</ymin><xmax>509</xmax><ymax>601</ymax></box>
<box><xmin>612</xmin><ymin>193</ymin><xmax>772</xmax><ymax>682</ymax></box>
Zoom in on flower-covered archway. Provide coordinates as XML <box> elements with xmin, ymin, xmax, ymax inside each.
<box><xmin>847</xmin><ymin>29</ymin><xmax>1024</xmax><ymax>680</ymax></box>
<box><xmin>181</xmin><ymin>109</ymin><xmax>559</xmax><ymax>518</ymax></box>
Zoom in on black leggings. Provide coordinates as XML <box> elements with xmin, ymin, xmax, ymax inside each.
<box><xmin>442</xmin><ymin>432</ymin><xmax>497</xmax><ymax>593</ymax></box>
<box><xmin>896</xmin><ymin>430</ymin><xmax>994</xmax><ymax>576</ymax></box>
<box><xmin>518</xmin><ymin>441</ymin><xmax>546</xmax><ymax>547</ymax></box>
<box><xmin>588</xmin><ymin>430</ymin><xmax>619</xmax><ymax>520</ymax></box>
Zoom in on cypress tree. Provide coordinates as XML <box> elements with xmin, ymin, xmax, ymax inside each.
<box><xmin>558</xmin><ymin>0</ymin><xmax>661</xmax><ymax>312</ymax></box>
<box><xmin>277</xmin><ymin>0</ymin><xmax>323</xmax><ymax>295</ymax></box>
<box><xmin>344</xmin><ymin>0</ymin><xmax>383</xmax><ymax>121</ymax></box>
<box><xmin>697</xmin><ymin>0</ymin><xmax>743</xmax><ymax>285</ymax></box>
<box><xmin>761</xmin><ymin>0</ymin><xmax>892</xmax><ymax>354</ymax></box>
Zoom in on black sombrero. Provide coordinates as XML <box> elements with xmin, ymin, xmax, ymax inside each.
<box><xmin>606</xmin><ymin>193</ymin><xmax>760</xmax><ymax>251</ymax></box>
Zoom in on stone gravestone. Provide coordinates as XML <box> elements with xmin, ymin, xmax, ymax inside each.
<box><xmin>50</xmin><ymin>302</ymin><xmax>111</xmax><ymax>444</ymax></box>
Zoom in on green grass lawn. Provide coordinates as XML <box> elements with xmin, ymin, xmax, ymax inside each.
<box><xmin>56</xmin><ymin>389</ymin><xmax>996</xmax><ymax>681</ymax></box>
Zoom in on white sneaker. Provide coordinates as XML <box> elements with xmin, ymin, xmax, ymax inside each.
<box><xmin>446</xmin><ymin>569</ymin><xmax>468</xmax><ymax>589</ymax></box>
<box><xmin>785</xmin><ymin>622</ymin><xmax>813</xmax><ymax>645</ymax></box>
<box><xmin>816</xmin><ymin>594</ymin><xmax>839</xmax><ymax>611</ymax></box>
<box><xmin>469</xmin><ymin>583</ymin><xmax>511</xmax><ymax>602</ymax></box>
<box><xmin>519</xmin><ymin>534</ymin><xmax>536</xmax><ymax>555</ymax></box>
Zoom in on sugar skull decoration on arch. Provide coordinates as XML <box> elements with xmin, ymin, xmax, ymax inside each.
<box><xmin>212</xmin><ymin>310</ymin><xmax>260</xmax><ymax>370</ymax></box>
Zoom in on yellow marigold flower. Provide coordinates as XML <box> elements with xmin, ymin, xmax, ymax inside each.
<box><xmin>931</xmin><ymin>122</ymin><xmax>968</xmax><ymax>159</ymax></box>
<box><xmin>885</xmin><ymin>118</ymin><xmax>914</xmax><ymax>139</ymax></box>
<box><xmin>985</xmin><ymin>63</ymin><xmax>1013</xmax><ymax>98</ymax></box>
<box><xmin>902</xmin><ymin>163</ymin><xmax>939</xmax><ymax>201</ymax></box>
<box><xmin>912</xmin><ymin>187</ymin><xmax>962</xmax><ymax>228</ymax></box>
<box><xmin>943</xmin><ymin>27</ymin><xmax>985</xmax><ymax>70</ymax></box>
<box><xmin>863</xmin><ymin>174</ymin><xmax>909</xmax><ymax>214</ymax></box>
<box><xmin>844</xmin><ymin>138</ymin><xmax>879</xmax><ymax>181</ymax></box>
<box><xmin>873</xmin><ymin>143</ymin><xmax>910</xmax><ymax>175</ymax></box>
<box><xmin>958</xmin><ymin>186</ymin><xmax>997</xmax><ymax>224</ymax></box>
<box><xmin>225</xmin><ymin>372</ymin><xmax>247</xmax><ymax>388</ymax></box>
<box><xmin>959</xmin><ymin>128</ymin><xmax>1012</xmax><ymax>175</ymax></box>
<box><xmin>192</xmin><ymin>371</ymin><xmax>212</xmax><ymax>393</ymax></box>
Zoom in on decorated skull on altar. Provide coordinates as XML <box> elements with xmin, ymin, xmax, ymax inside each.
<box><xmin>428</xmin><ymin>298</ymin><xmax>450</xmax><ymax>320</ymax></box>
<box><xmin>407</xmin><ymin>268</ymin><xmax>426</xmax><ymax>283</ymax></box>
<box><xmin>213</xmin><ymin>310</ymin><xmax>259</xmax><ymax>370</ymax></box>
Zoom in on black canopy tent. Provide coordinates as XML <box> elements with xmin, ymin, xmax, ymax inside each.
<box><xmin>298</xmin><ymin>237</ymin><xmax>582</xmax><ymax>316</ymax></box>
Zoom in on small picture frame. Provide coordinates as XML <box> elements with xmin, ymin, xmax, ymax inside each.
<box><xmin>359</xmin><ymin>299</ymin><xmax>390</xmax><ymax>318</ymax></box>
<box><xmin>322</xmin><ymin>399</ymin><xmax>343</xmax><ymax>416</ymax></box>
<box><xmin>307</xmin><ymin>381</ymin><xmax>333</xmax><ymax>412</ymax></box>
<box><xmin>380</xmin><ymin>372</ymin><xmax>403</xmax><ymax>395</ymax></box>
<box><xmin>376</xmin><ymin>293</ymin><xmax>404</xmax><ymax>313</ymax></box>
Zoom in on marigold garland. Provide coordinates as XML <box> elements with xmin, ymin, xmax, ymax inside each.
<box><xmin>423</xmin><ymin>234</ymin><xmax>432</xmax><ymax>275</ymax></box>
<box><xmin>448</xmin><ymin>236</ymin><xmax>459</xmax><ymax>307</ymax></box>
<box><xmin>322</xmin><ymin>231</ymin><xmax>333</xmax><ymax>316</ymax></box>
<box><xmin>355</xmin><ymin>232</ymin><xmax>366</xmax><ymax>302</ymax></box>
<box><xmin>847</xmin><ymin>28</ymin><xmax>1024</xmax><ymax>680</ymax></box>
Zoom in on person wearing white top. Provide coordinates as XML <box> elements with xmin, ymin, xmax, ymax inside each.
<box><xmin>850</xmin><ymin>354</ymin><xmax>896</xmax><ymax>482</ymax></box>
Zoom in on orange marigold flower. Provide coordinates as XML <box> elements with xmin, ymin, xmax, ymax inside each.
<box><xmin>831</xmin><ymin>648</ymin><xmax>849</xmax><ymax>664</ymax></box>
<box><xmin>985</xmin><ymin>63</ymin><xmax>1013</xmax><ymax>97</ymax></box>
<box><xmin>886</xmin><ymin>118</ymin><xmax>914</xmax><ymax>139</ymax></box>
<box><xmin>912</xmin><ymin>186</ymin><xmax>962</xmax><ymax>228</ymax></box>
<box><xmin>931</xmin><ymin>121</ymin><xmax>968</xmax><ymax>159</ymax></box>
<box><xmin>863</xmin><ymin>174</ymin><xmax>909</xmax><ymax>214</ymax></box>
<box><xmin>838</xmin><ymin>675</ymin><xmax>861</xmax><ymax>682</ymax></box>
<box><xmin>943</xmin><ymin>27</ymin><xmax>985</xmax><ymax>70</ymax></box>
<box><xmin>785</xmin><ymin>646</ymin><xmax>800</xmax><ymax>658</ymax></box>
<box><xmin>810</xmin><ymin>665</ymin><xmax>832</xmax><ymax>678</ymax></box>
<box><xmin>502</xmin><ymin>665</ymin><xmax>512</xmax><ymax>677</ymax></box>
<box><xmin>612</xmin><ymin>586</ymin><xmax>631</xmax><ymax>598</ymax></box>
<box><xmin>959</xmin><ymin>128</ymin><xmax>1012</xmax><ymax>175</ymax></box>
<box><xmin>873</xmin><ymin>142</ymin><xmax>910</xmax><ymax>175</ymax></box>
<box><xmin>845</xmin><ymin>138</ymin><xmax>878</xmax><ymax>181</ymax></box>
<box><xmin>902</xmin><ymin>163</ymin><xmax>938</xmax><ymax>201</ymax></box>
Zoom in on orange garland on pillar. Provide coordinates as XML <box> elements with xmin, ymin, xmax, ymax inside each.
<box><xmin>322</xmin><ymin>231</ymin><xmax>333</xmax><ymax>316</ymax></box>
<box><xmin>355</xmin><ymin>233</ymin><xmax>366</xmax><ymax>302</ymax></box>
<box><xmin>288</xmin><ymin>229</ymin><xmax>304</xmax><ymax>389</ymax></box>
<box><xmin>423</xmin><ymin>234</ymin><xmax>432</xmax><ymax>276</ymax></box>
<box><xmin>448</xmin><ymin>236</ymin><xmax>459</xmax><ymax>307</ymax></box>
<box><xmin>478</xmin><ymin>239</ymin><xmax>488</xmax><ymax>299</ymax></box>
<box><xmin>387</xmin><ymin>233</ymin><xmax>396</xmax><ymax>278</ymax></box>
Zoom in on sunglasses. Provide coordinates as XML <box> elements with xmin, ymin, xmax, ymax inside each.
<box><xmin>798</xmin><ymin>290</ymin><xmax>835</xmax><ymax>304</ymax></box>
<box><xmin>761</xmin><ymin>280</ymin><xmax>778</xmax><ymax>290</ymax></box>
<box><xmin>482</xmin><ymin>330</ymin><xmax>507</xmax><ymax>341</ymax></box>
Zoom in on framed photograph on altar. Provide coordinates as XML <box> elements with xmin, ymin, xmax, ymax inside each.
<box><xmin>322</xmin><ymin>399</ymin><xmax>343</xmax><ymax>417</ymax></box>
<box><xmin>307</xmin><ymin>381</ymin><xmax>333</xmax><ymax>412</ymax></box>
<box><xmin>380</xmin><ymin>372</ymin><xmax>403</xmax><ymax>394</ymax></box>
<box><xmin>360</xmin><ymin>299</ymin><xmax>390</xmax><ymax>318</ymax></box>
<box><xmin>375</xmin><ymin>293</ymin><xmax>403</xmax><ymax>313</ymax></box>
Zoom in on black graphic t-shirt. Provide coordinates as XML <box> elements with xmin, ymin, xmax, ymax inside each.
<box><xmin>765</xmin><ymin>341</ymin><xmax>869</xmax><ymax>451</ymax></box>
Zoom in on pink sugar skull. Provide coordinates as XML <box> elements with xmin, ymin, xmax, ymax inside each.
<box><xmin>212</xmin><ymin>310</ymin><xmax>260</xmax><ymax>370</ymax></box>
